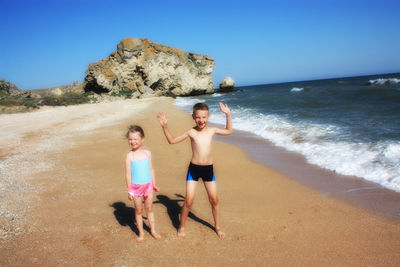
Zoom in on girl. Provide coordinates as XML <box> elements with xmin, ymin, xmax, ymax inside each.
<box><xmin>125</xmin><ymin>125</ymin><xmax>161</xmax><ymax>241</ymax></box>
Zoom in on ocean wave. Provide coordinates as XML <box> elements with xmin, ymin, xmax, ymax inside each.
<box><xmin>175</xmin><ymin>98</ymin><xmax>400</xmax><ymax>192</ymax></box>
<box><xmin>199</xmin><ymin>103</ymin><xmax>400</xmax><ymax>192</ymax></box>
<box><xmin>368</xmin><ymin>78</ymin><xmax>400</xmax><ymax>85</ymax></box>
<box><xmin>383</xmin><ymin>143</ymin><xmax>400</xmax><ymax>163</ymax></box>
<box><xmin>174</xmin><ymin>97</ymin><xmax>205</xmax><ymax>109</ymax></box>
<box><xmin>212</xmin><ymin>93</ymin><xmax>223</xmax><ymax>97</ymax></box>
<box><xmin>290</xmin><ymin>87</ymin><xmax>304</xmax><ymax>92</ymax></box>
<box><xmin>232</xmin><ymin>112</ymin><xmax>400</xmax><ymax>192</ymax></box>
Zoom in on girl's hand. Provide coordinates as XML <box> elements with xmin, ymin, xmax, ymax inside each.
<box><xmin>157</xmin><ymin>112</ymin><xmax>168</xmax><ymax>127</ymax></box>
<box><xmin>219</xmin><ymin>102</ymin><xmax>231</xmax><ymax>115</ymax></box>
<box><xmin>153</xmin><ymin>184</ymin><xmax>160</xmax><ymax>192</ymax></box>
<box><xmin>128</xmin><ymin>193</ymin><xmax>134</xmax><ymax>201</ymax></box>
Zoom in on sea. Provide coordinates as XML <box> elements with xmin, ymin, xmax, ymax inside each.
<box><xmin>175</xmin><ymin>73</ymin><xmax>400</xmax><ymax>193</ymax></box>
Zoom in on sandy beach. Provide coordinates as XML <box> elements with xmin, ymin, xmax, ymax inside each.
<box><xmin>1</xmin><ymin>97</ymin><xmax>400</xmax><ymax>266</ymax></box>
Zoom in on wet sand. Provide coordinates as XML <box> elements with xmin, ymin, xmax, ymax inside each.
<box><xmin>215</xmin><ymin>127</ymin><xmax>400</xmax><ymax>221</ymax></box>
<box><xmin>0</xmin><ymin>97</ymin><xmax>399</xmax><ymax>266</ymax></box>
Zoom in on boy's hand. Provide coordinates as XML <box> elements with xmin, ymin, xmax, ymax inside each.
<box><xmin>157</xmin><ymin>112</ymin><xmax>168</xmax><ymax>127</ymax></box>
<box><xmin>219</xmin><ymin>102</ymin><xmax>231</xmax><ymax>115</ymax></box>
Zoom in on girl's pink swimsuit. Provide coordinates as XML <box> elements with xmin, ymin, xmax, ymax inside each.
<box><xmin>128</xmin><ymin>150</ymin><xmax>153</xmax><ymax>197</ymax></box>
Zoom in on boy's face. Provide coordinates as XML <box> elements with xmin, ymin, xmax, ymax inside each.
<box><xmin>192</xmin><ymin>109</ymin><xmax>209</xmax><ymax>129</ymax></box>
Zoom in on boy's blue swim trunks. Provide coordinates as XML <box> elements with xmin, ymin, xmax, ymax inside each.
<box><xmin>186</xmin><ymin>162</ymin><xmax>216</xmax><ymax>182</ymax></box>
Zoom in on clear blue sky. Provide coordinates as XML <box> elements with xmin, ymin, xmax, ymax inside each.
<box><xmin>1</xmin><ymin>0</ymin><xmax>399</xmax><ymax>89</ymax></box>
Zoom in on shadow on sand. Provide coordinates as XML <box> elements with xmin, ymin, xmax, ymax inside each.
<box><xmin>154</xmin><ymin>194</ymin><xmax>215</xmax><ymax>232</ymax></box>
<box><xmin>111</xmin><ymin>194</ymin><xmax>215</xmax><ymax>234</ymax></box>
<box><xmin>110</xmin><ymin>202</ymin><xmax>150</xmax><ymax>236</ymax></box>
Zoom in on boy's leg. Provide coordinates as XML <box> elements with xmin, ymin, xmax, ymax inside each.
<box><xmin>144</xmin><ymin>193</ymin><xmax>161</xmax><ymax>240</ymax></box>
<box><xmin>133</xmin><ymin>196</ymin><xmax>145</xmax><ymax>242</ymax></box>
<box><xmin>178</xmin><ymin>180</ymin><xmax>197</xmax><ymax>238</ymax></box>
<box><xmin>204</xmin><ymin>181</ymin><xmax>225</xmax><ymax>238</ymax></box>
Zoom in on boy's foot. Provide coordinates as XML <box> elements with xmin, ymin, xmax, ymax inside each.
<box><xmin>177</xmin><ymin>228</ymin><xmax>186</xmax><ymax>238</ymax></box>
<box><xmin>216</xmin><ymin>228</ymin><xmax>225</xmax><ymax>238</ymax></box>
<box><xmin>137</xmin><ymin>233</ymin><xmax>145</xmax><ymax>242</ymax></box>
<box><xmin>151</xmin><ymin>231</ymin><xmax>162</xmax><ymax>240</ymax></box>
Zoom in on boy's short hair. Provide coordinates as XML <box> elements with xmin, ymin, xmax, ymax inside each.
<box><xmin>193</xmin><ymin>103</ymin><xmax>209</xmax><ymax>114</ymax></box>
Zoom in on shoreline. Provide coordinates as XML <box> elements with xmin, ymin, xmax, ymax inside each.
<box><xmin>213</xmin><ymin>125</ymin><xmax>400</xmax><ymax>221</ymax></box>
<box><xmin>1</xmin><ymin>97</ymin><xmax>399</xmax><ymax>266</ymax></box>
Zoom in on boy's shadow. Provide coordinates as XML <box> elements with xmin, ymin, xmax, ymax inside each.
<box><xmin>110</xmin><ymin>202</ymin><xmax>150</xmax><ymax>236</ymax></box>
<box><xmin>154</xmin><ymin>194</ymin><xmax>215</xmax><ymax>232</ymax></box>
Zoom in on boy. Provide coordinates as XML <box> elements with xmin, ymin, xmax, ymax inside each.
<box><xmin>157</xmin><ymin>102</ymin><xmax>232</xmax><ymax>238</ymax></box>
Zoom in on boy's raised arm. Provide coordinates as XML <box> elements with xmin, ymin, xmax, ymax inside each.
<box><xmin>157</xmin><ymin>112</ymin><xmax>189</xmax><ymax>144</ymax></box>
<box><xmin>215</xmin><ymin>102</ymin><xmax>233</xmax><ymax>135</ymax></box>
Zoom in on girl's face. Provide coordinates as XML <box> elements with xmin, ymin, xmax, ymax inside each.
<box><xmin>128</xmin><ymin>131</ymin><xmax>144</xmax><ymax>150</ymax></box>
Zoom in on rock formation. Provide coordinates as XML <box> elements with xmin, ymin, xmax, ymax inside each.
<box><xmin>83</xmin><ymin>38</ymin><xmax>216</xmax><ymax>97</ymax></box>
<box><xmin>0</xmin><ymin>78</ymin><xmax>20</xmax><ymax>95</ymax></box>
<box><xmin>0</xmin><ymin>78</ymin><xmax>38</xmax><ymax>98</ymax></box>
<box><xmin>219</xmin><ymin>77</ymin><xmax>235</xmax><ymax>92</ymax></box>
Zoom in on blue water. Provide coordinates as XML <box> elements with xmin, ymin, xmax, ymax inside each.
<box><xmin>175</xmin><ymin>73</ymin><xmax>400</xmax><ymax>192</ymax></box>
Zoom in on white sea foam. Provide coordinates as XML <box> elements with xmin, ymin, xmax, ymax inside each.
<box><xmin>290</xmin><ymin>87</ymin><xmax>304</xmax><ymax>92</ymax></box>
<box><xmin>174</xmin><ymin>97</ymin><xmax>204</xmax><ymax>109</ymax></box>
<box><xmin>175</xmin><ymin>98</ymin><xmax>400</xmax><ymax>192</ymax></box>
<box><xmin>368</xmin><ymin>78</ymin><xmax>400</xmax><ymax>85</ymax></box>
<box><xmin>383</xmin><ymin>143</ymin><xmax>400</xmax><ymax>163</ymax></box>
<box><xmin>212</xmin><ymin>93</ymin><xmax>223</xmax><ymax>97</ymax></box>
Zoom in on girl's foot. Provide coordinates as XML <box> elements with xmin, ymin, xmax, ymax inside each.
<box><xmin>137</xmin><ymin>233</ymin><xmax>145</xmax><ymax>242</ymax></box>
<box><xmin>177</xmin><ymin>228</ymin><xmax>186</xmax><ymax>238</ymax></box>
<box><xmin>151</xmin><ymin>231</ymin><xmax>161</xmax><ymax>240</ymax></box>
<box><xmin>216</xmin><ymin>228</ymin><xmax>225</xmax><ymax>238</ymax></box>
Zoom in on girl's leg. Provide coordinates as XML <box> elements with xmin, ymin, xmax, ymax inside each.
<box><xmin>133</xmin><ymin>196</ymin><xmax>145</xmax><ymax>242</ymax></box>
<box><xmin>144</xmin><ymin>192</ymin><xmax>161</xmax><ymax>240</ymax></box>
<box><xmin>204</xmin><ymin>181</ymin><xmax>225</xmax><ymax>238</ymax></box>
<box><xmin>178</xmin><ymin>180</ymin><xmax>197</xmax><ymax>238</ymax></box>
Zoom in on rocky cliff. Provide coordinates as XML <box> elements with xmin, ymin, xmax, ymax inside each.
<box><xmin>83</xmin><ymin>38</ymin><xmax>216</xmax><ymax>97</ymax></box>
<box><xmin>0</xmin><ymin>78</ymin><xmax>20</xmax><ymax>95</ymax></box>
<box><xmin>0</xmin><ymin>78</ymin><xmax>38</xmax><ymax>98</ymax></box>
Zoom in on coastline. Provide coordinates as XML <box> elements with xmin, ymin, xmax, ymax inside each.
<box><xmin>213</xmin><ymin>124</ymin><xmax>400</xmax><ymax>221</ymax></box>
<box><xmin>1</xmin><ymin>97</ymin><xmax>399</xmax><ymax>266</ymax></box>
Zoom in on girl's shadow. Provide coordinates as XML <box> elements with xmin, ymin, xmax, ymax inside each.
<box><xmin>110</xmin><ymin>202</ymin><xmax>150</xmax><ymax>235</ymax></box>
<box><xmin>154</xmin><ymin>194</ymin><xmax>215</xmax><ymax>232</ymax></box>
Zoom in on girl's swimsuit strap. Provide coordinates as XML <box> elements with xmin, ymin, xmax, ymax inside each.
<box><xmin>131</xmin><ymin>150</ymin><xmax>150</xmax><ymax>161</ymax></box>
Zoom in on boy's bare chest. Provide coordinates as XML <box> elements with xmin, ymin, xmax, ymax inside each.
<box><xmin>190</xmin><ymin>130</ymin><xmax>213</xmax><ymax>146</ymax></box>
